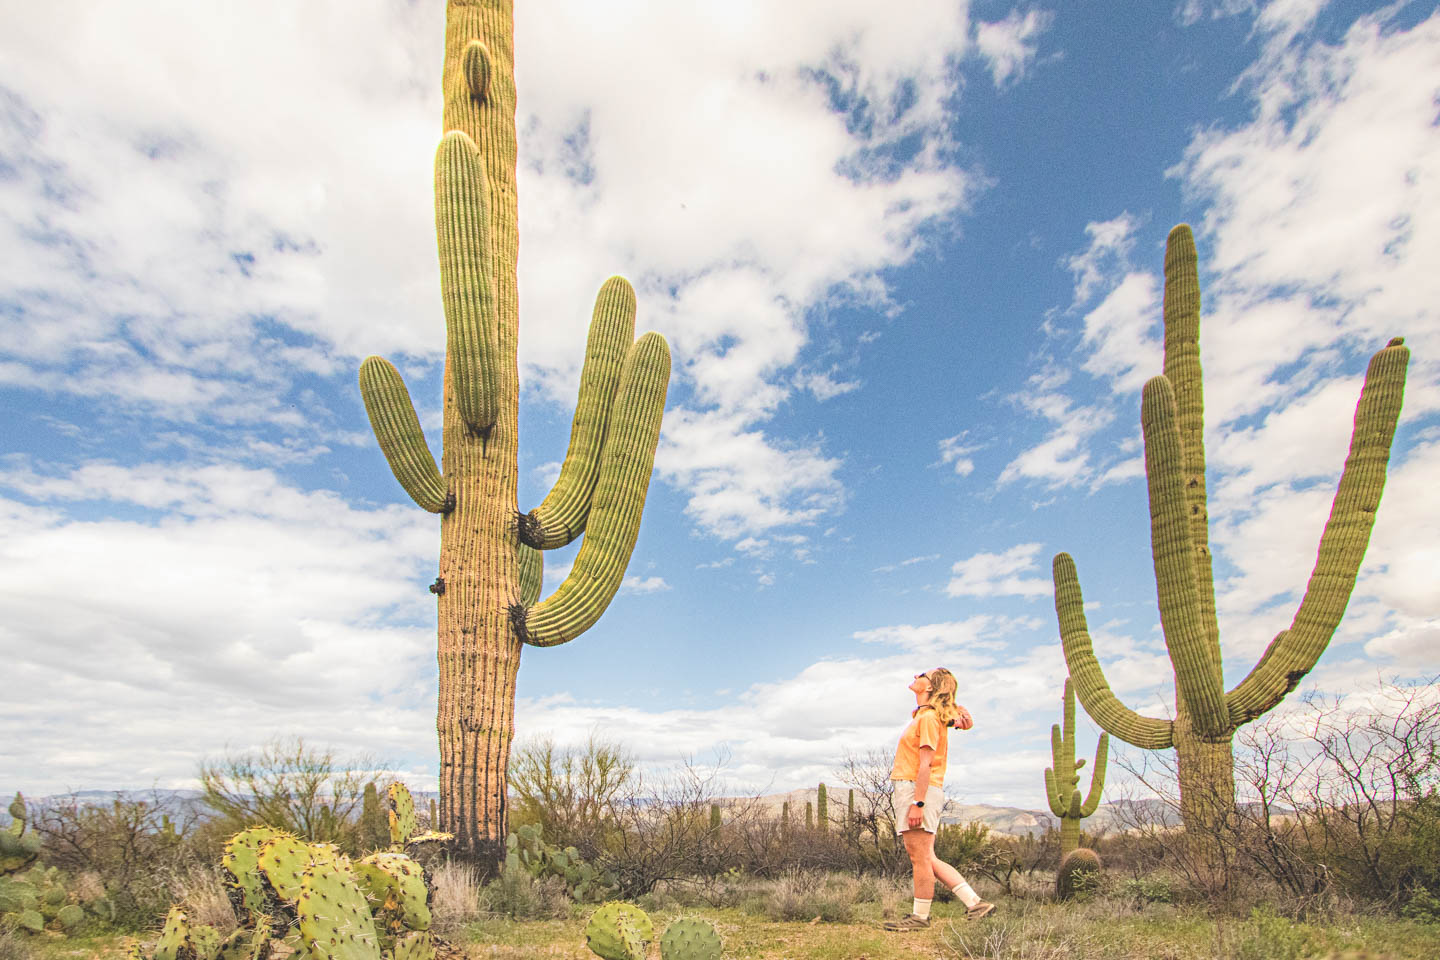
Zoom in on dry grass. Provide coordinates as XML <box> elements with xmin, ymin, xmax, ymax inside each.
<box><xmin>167</xmin><ymin>863</ymin><xmax>236</xmax><ymax>934</ymax></box>
<box><xmin>431</xmin><ymin>861</ymin><xmax>485</xmax><ymax>933</ymax></box>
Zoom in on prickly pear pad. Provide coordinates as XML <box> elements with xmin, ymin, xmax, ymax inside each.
<box><xmin>215</xmin><ymin>920</ymin><xmax>272</xmax><ymax>960</ymax></box>
<box><xmin>355</xmin><ymin>852</ymin><xmax>431</xmax><ymax>933</ymax></box>
<box><xmin>584</xmin><ymin>902</ymin><xmax>652</xmax><ymax>960</ymax></box>
<box><xmin>258</xmin><ymin>834</ymin><xmax>340</xmax><ymax>903</ymax></box>
<box><xmin>390</xmin><ymin>931</ymin><xmax>435</xmax><ymax>960</ymax></box>
<box><xmin>387</xmin><ymin>783</ymin><xmax>416</xmax><ymax>848</ymax></box>
<box><xmin>659</xmin><ymin>918</ymin><xmax>723</xmax><ymax>960</ymax></box>
<box><xmin>297</xmin><ymin>860</ymin><xmax>379</xmax><ymax>960</ymax></box>
<box><xmin>222</xmin><ymin>826</ymin><xmax>279</xmax><ymax>919</ymax></box>
<box><xmin>153</xmin><ymin>906</ymin><xmax>190</xmax><ymax>960</ymax></box>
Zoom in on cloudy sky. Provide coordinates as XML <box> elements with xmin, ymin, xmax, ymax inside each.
<box><xmin>2</xmin><ymin>0</ymin><xmax>1437</xmax><ymax>809</ymax></box>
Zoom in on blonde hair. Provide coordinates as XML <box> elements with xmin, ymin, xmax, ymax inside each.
<box><xmin>916</xmin><ymin>667</ymin><xmax>961</xmax><ymax>727</ymax></box>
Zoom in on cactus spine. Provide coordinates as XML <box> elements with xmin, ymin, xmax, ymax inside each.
<box><xmin>1043</xmin><ymin>678</ymin><xmax>1108</xmax><ymax>858</ymax></box>
<box><xmin>1054</xmin><ymin>224</ymin><xmax>1410</xmax><ymax>838</ymax></box>
<box><xmin>357</xmin><ymin>1</ymin><xmax>671</xmax><ymax>865</ymax></box>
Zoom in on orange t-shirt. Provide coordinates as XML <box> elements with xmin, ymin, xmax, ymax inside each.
<box><xmin>890</xmin><ymin>706</ymin><xmax>949</xmax><ymax>789</ymax></box>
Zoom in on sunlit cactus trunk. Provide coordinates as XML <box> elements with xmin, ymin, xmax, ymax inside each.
<box><xmin>1053</xmin><ymin>224</ymin><xmax>1410</xmax><ymax>848</ymax></box>
<box><xmin>358</xmin><ymin>0</ymin><xmax>671</xmax><ymax>867</ymax></box>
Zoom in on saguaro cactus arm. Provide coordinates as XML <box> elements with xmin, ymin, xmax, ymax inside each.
<box><xmin>435</xmin><ymin>131</ymin><xmax>500</xmax><ymax>437</ymax></box>
<box><xmin>519</xmin><ymin>276</ymin><xmax>638</xmax><ymax>549</ymax></box>
<box><xmin>1226</xmin><ymin>337</ymin><xmax>1410</xmax><ymax>725</ymax></box>
<box><xmin>1080</xmin><ymin>732</ymin><xmax>1109</xmax><ymax>817</ymax></box>
<box><xmin>1053</xmin><ymin>553</ymin><xmax>1174</xmax><ymax>750</ymax></box>
<box><xmin>358</xmin><ymin>357</ymin><xmax>449</xmax><ymax>514</ymax></box>
<box><xmin>1141</xmin><ymin>375</ymin><xmax>1229</xmax><ymax>739</ymax></box>
<box><xmin>513</xmin><ymin>333</ymin><xmax>671</xmax><ymax>647</ymax></box>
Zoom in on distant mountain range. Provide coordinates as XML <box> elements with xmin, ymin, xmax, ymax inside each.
<box><xmin>4</xmin><ymin>786</ymin><xmax>1228</xmax><ymax>837</ymax></box>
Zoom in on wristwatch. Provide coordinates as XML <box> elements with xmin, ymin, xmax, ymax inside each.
<box><xmin>912</xmin><ymin>800</ymin><xmax>925</xmax><ymax>808</ymax></box>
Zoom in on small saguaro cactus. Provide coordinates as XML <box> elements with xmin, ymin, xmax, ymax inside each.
<box><xmin>816</xmin><ymin>782</ymin><xmax>828</xmax><ymax>833</ymax></box>
<box><xmin>1054</xmin><ymin>224</ymin><xmax>1410</xmax><ymax>839</ymax></box>
<box><xmin>1043</xmin><ymin>678</ymin><xmax>1108</xmax><ymax>859</ymax></box>
<box><xmin>357</xmin><ymin>0</ymin><xmax>671</xmax><ymax>865</ymax></box>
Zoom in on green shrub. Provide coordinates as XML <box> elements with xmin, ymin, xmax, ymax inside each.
<box><xmin>1401</xmin><ymin>885</ymin><xmax>1440</xmax><ymax>924</ymax></box>
<box><xmin>1234</xmin><ymin>905</ymin><xmax>1317</xmax><ymax>960</ymax></box>
<box><xmin>479</xmin><ymin>859</ymin><xmax>571</xmax><ymax>920</ymax></box>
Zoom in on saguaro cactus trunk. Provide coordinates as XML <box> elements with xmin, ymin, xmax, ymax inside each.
<box><xmin>358</xmin><ymin>0</ymin><xmax>671</xmax><ymax>867</ymax></box>
<box><xmin>1043</xmin><ymin>678</ymin><xmax>1107</xmax><ymax>859</ymax></box>
<box><xmin>1053</xmin><ymin>224</ymin><xmax>1409</xmax><ymax>840</ymax></box>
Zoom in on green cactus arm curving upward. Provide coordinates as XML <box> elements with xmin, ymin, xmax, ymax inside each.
<box><xmin>1141</xmin><ymin>375</ymin><xmax>1229</xmax><ymax>738</ymax></box>
<box><xmin>514</xmin><ymin>332</ymin><xmax>671</xmax><ymax>646</ymax></box>
<box><xmin>1226</xmin><ymin>337</ymin><xmax>1410</xmax><ymax>725</ymax></box>
<box><xmin>519</xmin><ymin>276</ymin><xmax>638</xmax><ymax>549</ymax></box>
<box><xmin>1160</xmin><ymin>225</ymin><xmax>1221</xmax><ymax>670</ymax></box>
<box><xmin>435</xmin><ymin>130</ymin><xmax>500</xmax><ymax>436</ymax></box>
<box><xmin>1079</xmin><ymin>732</ymin><xmax>1108</xmax><ymax>817</ymax></box>
<box><xmin>358</xmin><ymin>357</ymin><xmax>449</xmax><ymax>513</ymax></box>
<box><xmin>1053</xmin><ymin>553</ymin><xmax>1174</xmax><ymax>750</ymax></box>
<box><xmin>517</xmin><ymin>542</ymin><xmax>543</xmax><ymax>606</ymax></box>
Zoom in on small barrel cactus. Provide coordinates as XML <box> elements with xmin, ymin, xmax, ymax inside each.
<box><xmin>1056</xmin><ymin>847</ymin><xmax>1102</xmax><ymax>900</ymax></box>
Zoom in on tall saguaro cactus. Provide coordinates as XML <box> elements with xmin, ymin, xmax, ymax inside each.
<box><xmin>1053</xmin><ymin>224</ymin><xmax>1409</xmax><ymax>838</ymax></box>
<box><xmin>359</xmin><ymin>0</ymin><xmax>671</xmax><ymax>865</ymax></box>
<box><xmin>1043</xmin><ymin>678</ymin><xmax>1108</xmax><ymax>859</ymax></box>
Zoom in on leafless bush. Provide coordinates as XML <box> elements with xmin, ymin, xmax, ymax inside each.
<box><xmin>197</xmin><ymin>736</ymin><xmax>380</xmax><ymax>848</ymax></box>
<box><xmin>168</xmin><ymin>862</ymin><xmax>237</xmax><ymax>933</ymax></box>
<box><xmin>831</xmin><ymin>748</ymin><xmax>907</xmax><ymax>877</ymax></box>
<box><xmin>1112</xmin><ymin>675</ymin><xmax>1440</xmax><ymax>908</ymax></box>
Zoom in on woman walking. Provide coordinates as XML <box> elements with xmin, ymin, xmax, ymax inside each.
<box><xmin>882</xmin><ymin>667</ymin><xmax>994</xmax><ymax>931</ymax></box>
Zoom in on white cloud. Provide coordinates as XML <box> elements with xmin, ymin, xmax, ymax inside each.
<box><xmin>0</xmin><ymin>461</ymin><xmax>438</xmax><ymax>792</ymax></box>
<box><xmin>973</xmin><ymin>10</ymin><xmax>1053</xmax><ymax>88</ymax></box>
<box><xmin>621</xmin><ymin>575</ymin><xmax>670</xmax><ymax>595</ymax></box>
<box><xmin>945</xmin><ymin>542</ymin><xmax>1053</xmax><ymax>598</ymax></box>
<box><xmin>1064</xmin><ymin>211</ymin><xmax>1141</xmax><ymax>306</ymax></box>
<box><xmin>939</xmin><ymin>432</ymin><xmax>983</xmax><ymax>476</ymax></box>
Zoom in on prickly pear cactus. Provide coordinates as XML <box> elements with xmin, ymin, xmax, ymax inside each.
<box><xmin>659</xmin><ymin>917</ymin><xmax>723</xmax><ymax>960</ymax></box>
<box><xmin>355</xmin><ymin>852</ymin><xmax>431</xmax><ymax>935</ymax></box>
<box><xmin>387</xmin><ymin>783</ymin><xmax>417</xmax><ymax>849</ymax></box>
<box><xmin>256</xmin><ymin>833</ymin><xmax>338</xmax><ymax>904</ymax></box>
<box><xmin>388</xmin><ymin>931</ymin><xmax>435</xmax><ymax>960</ymax></box>
<box><xmin>153</xmin><ymin>906</ymin><xmax>192</xmax><ymax>960</ymax></box>
<box><xmin>584</xmin><ymin>902</ymin><xmax>653</xmax><ymax>960</ymax></box>
<box><xmin>0</xmin><ymin>793</ymin><xmax>42</xmax><ymax>875</ymax></box>
<box><xmin>215</xmin><ymin>921</ymin><xmax>272</xmax><ymax>960</ymax></box>
<box><xmin>222</xmin><ymin>826</ymin><xmax>280</xmax><ymax>920</ymax></box>
<box><xmin>1055</xmin><ymin>847</ymin><xmax>1102</xmax><ymax>901</ymax></box>
<box><xmin>297</xmin><ymin>859</ymin><xmax>380</xmax><ymax>960</ymax></box>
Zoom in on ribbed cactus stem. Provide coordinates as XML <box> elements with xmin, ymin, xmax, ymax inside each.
<box><xmin>463</xmin><ymin>40</ymin><xmax>491</xmax><ymax>104</ymax></box>
<box><xmin>435</xmin><ymin>131</ymin><xmax>500</xmax><ymax>437</ymax></box>
<box><xmin>514</xmin><ymin>333</ymin><xmax>671</xmax><ymax>646</ymax></box>
<box><xmin>1052</xmin><ymin>553</ymin><xmax>1173</xmax><ymax>750</ymax></box>
<box><xmin>520</xmin><ymin>276</ymin><xmax>638</xmax><ymax>549</ymax></box>
<box><xmin>1142</xmin><ymin>376</ymin><xmax>1228</xmax><ymax>738</ymax></box>
<box><xmin>358</xmin><ymin>357</ymin><xmax>448</xmax><ymax>514</ymax></box>
<box><xmin>1226</xmin><ymin>337</ymin><xmax>1411</xmax><ymax>724</ymax></box>
<box><xmin>1053</xmin><ymin>223</ymin><xmax>1411</xmax><ymax>842</ymax></box>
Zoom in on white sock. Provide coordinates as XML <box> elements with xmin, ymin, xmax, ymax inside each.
<box><xmin>951</xmin><ymin>880</ymin><xmax>981</xmax><ymax>909</ymax></box>
<box><xmin>912</xmin><ymin>897</ymin><xmax>933</xmax><ymax>920</ymax></box>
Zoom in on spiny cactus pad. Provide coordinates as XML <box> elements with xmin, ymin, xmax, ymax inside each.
<box><xmin>222</xmin><ymin>826</ymin><xmax>280</xmax><ymax>920</ymax></box>
<box><xmin>216</xmin><ymin>921</ymin><xmax>272</xmax><ymax>960</ymax></box>
<box><xmin>389</xmin><ymin>931</ymin><xmax>436</xmax><ymax>960</ymax></box>
<box><xmin>297</xmin><ymin>860</ymin><xmax>380</xmax><ymax>960</ymax></box>
<box><xmin>153</xmin><ymin>906</ymin><xmax>190</xmax><ymax>960</ymax></box>
<box><xmin>659</xmin><ymin>918</ymin><xmax>723</xmax><ymax>960</ymax></box>
<box><xmin>387</xmin><ymin>783</ymin><xmax>417</xmax><ymax>848</ymax></box>
<box><xmin>584</xmin><ymin>902</ymin><xmax>654</xmax><ymax>960</ymax></box>
<box><xmin>356</xmin><ymin>852</ymin><xmax>431</xmax><ymax>933</ymax></box>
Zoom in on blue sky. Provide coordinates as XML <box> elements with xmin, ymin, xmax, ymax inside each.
<box><xmin>2</xmin><ymin>0</ymin><xmax>1437</xmax><ymax>807</ymax></box>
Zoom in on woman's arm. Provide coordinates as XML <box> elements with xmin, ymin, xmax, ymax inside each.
<box><xmin>908</xmin><ymin>745</ymin><xmax>934</xmax><ymax>827</ymax></box>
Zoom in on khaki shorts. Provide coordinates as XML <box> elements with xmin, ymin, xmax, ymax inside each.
<box><xmin>891</xmin><ymin>781</ymin><xmax>944</xmax><ymax>834</ymax></box>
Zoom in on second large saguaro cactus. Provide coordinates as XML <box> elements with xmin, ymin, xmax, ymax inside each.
<box><xmin>359</xmin><ymin>0</ymin><xmax>670</xmax><ymax>865</ymax></box>
<box><xmin>1043</xmin><ymin>678</ymin><xmax>1107</xmax><ymax>859</ymax></box>
<box><xmin>1054</xmin><ymin>224</ymin><xmax>1409</xmax><ymax>838</ymax></box>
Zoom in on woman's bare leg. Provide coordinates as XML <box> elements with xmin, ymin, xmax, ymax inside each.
<box><xmin>901</xmin><ymin>829</ymin><xmax>935</xmax><ymax>899</ymax></box>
